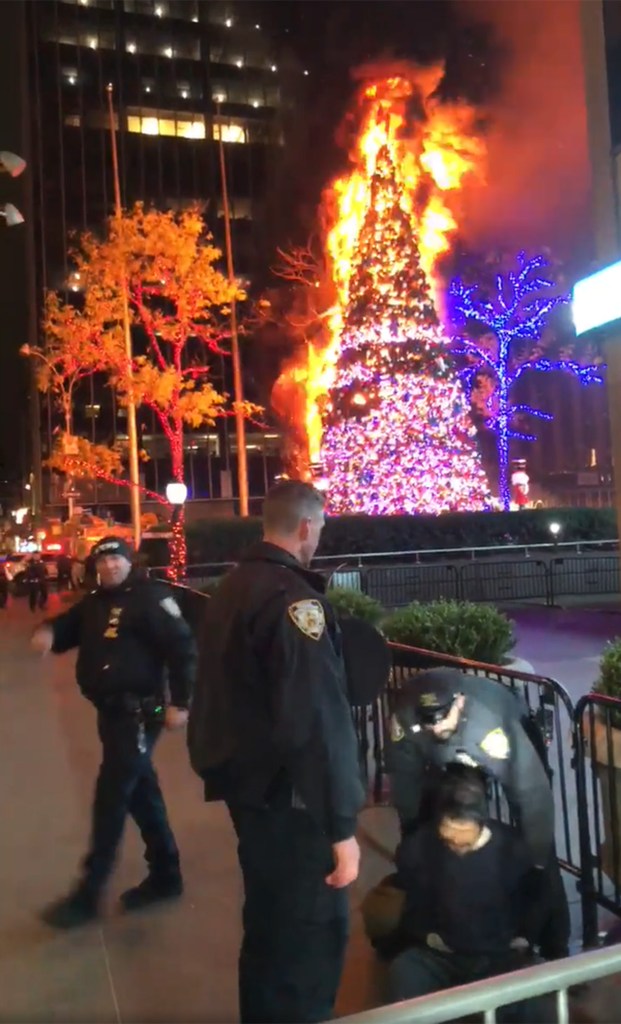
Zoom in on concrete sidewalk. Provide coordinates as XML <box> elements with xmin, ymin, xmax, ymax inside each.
<box><xmin>0</xmin><ymin>595</ymin><xmax>620</xmax><ymax>1022</ymax></box>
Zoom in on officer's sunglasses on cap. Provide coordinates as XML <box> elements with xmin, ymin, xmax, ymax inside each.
<box><xmin>416</xmin><ymin>693</ymin><xmax>461</xmax><ymax>726</ymax></box>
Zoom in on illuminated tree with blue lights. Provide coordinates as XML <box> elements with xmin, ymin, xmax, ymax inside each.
<box><xmin>449</xmin><ymin>251</ymin><xmax>604</xmax><ymax>510</ymax></box>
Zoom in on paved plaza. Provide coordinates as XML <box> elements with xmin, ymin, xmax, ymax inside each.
<box><xmin>1</xmin><ymin>594</ymin><xmax>621</xmax><ymax>1022</ymax></box>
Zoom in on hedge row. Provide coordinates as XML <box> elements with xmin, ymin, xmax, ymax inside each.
<box><xmin>175</xmin><ymin>507</ymin><xmax>617</xmax><ymax>566</ymax></box>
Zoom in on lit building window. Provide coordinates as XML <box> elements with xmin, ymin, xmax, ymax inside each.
<box><xmin>213</xmin><ymin>122</ymin><xmax>247</xmax><ymax>144</ymax></box>
<box><xmin>64</xmin><ymin>114</ymin><xmax>82</xmax><ymax>128</ymax></box>
<box><xmin>127</xmin><ymin>112</ymin><xmax>206</xmax><ymax>140</ymax></box>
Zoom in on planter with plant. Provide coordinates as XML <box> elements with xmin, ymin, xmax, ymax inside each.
<box><xmin>588</xmin><ymin>639</ymin><xmax>621</xmax><ymax>885</ymax></box>
<box><xmin>382</xmin><ymin>599</ymin><xmax>516</xmax><ymax>666</ymax></box>
<box><xmin>327</xmin><ymin>587</ymin><xmax>384</xmax><ymax>627</ymax></box>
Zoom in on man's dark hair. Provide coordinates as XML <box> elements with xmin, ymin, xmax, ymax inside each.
<box><xmin>436</xmin><ymin>765</ymin><xmax>488</xmax><ymax>824</ymax></box>
<box><xmin>263</xmin><ymin>480</ymin><xmax>325</xmax><ymax>535</ymax></box>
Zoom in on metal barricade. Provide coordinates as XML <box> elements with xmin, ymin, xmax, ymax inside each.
<box><xmin>550</xmin><ymin>555</ymin><xmax>620</xmax><ymax>603</ymax></box>
<box><xmin>574</xmin><ymin>692</ymin><xmax>621</xmax><ymax>947</ymax></box>
<box><xmin>460</xmin><ymin>559</ymin><xmax>549</xmax><ymax>604</ymax></box>
<box><xmin>365</xmin><ymin>564</ymin><xmax>460</xmax><ymax>607</ymax></box>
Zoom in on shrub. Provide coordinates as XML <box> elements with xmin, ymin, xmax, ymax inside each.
<box><xmin>382</xmin><ymin>600</ymin><xmax>515</xmax><ymax>664</ymax></box>
<box><xmin>594</xmin><ymin>639</ymin><xmax>621</xmax><ymax>729</ymax></box>
<box><xmin>180</xmin><ymin>508</ymin><xmax>616</xmax><ymax>565</ymax></box>
<box><xmin>327</xmin><ymin>586</ymin><xmax>384</xmax><ymax>626</ymax></box>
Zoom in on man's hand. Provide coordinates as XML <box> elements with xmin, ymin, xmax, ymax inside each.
<box><xmin>31</xmin><ymin>625</ymin><xmax>54</xmax><ymax>657</ymax></box>
<box><xmin>164</xmin><ymin>706</ymin><xmax>189</xmax><ymax>731</ymax></box>
<box><xmin>326</xmin><ymin>836</ymin><xmax>360</xmax><ymax>888</ymax></box>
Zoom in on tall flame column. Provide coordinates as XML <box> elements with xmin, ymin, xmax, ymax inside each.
<box><xmin>320</xmin><ymin>139</ymin><xmax>491</xmax><ymax>515</ymax></box>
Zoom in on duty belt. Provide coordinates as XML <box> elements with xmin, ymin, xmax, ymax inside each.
<box><xmin>94</xmin><ymin>693</ymin><xmax>165</xmax><ymax>716</ymax></box>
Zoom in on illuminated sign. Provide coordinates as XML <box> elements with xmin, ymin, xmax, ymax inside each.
<box><xmin>572</xmin><ymin>259</ymin><xmax>621</xmax><ymax>335</ymax></box>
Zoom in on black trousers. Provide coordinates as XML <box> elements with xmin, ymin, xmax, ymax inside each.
<box><xmin>227</xmin><ymin>802</ymin><xmax>349</xmax><ymax>1024</ymax></box>
<box><xmin>27</xmin><ymin>581</ymin><xmax>47</xmax><ymax>611</ymax></box>
<box><xmin>82</xmin><ymin>711</ymin><xmax>180</xmax><ymax>892</ymax></box>
<box><xmin>388</xmin><ymin>945</ymin><xmax>550</xmax><ymax>1023</ymax></box>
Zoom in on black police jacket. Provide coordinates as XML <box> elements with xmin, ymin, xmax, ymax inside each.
<box><xmin>48</xmin><ymin>572</ymin><xmax>197</xmax><ymax>707</ymax></box>
<box><xmin>187</xmin><ymin>541</ymin><xmax>365</xmax><ymax>843</ymax></box>
<box><xmin>388</xmin><ymin>672</ymin><xmax>554</xmax><ymax>866</ymax></box>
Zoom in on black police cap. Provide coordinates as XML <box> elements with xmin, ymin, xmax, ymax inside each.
<box><xmin>397</xmin><ymin>667</ymin><xmax>467</xmax><ymax>726</ymax></box>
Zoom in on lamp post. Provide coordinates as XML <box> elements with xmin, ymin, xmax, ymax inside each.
<box><xmin>166</xmin><ymin>480</ymin><xmax>187</xmax><ymax>580</ymax></box>
<box><xmin>216</xmin><ymin>105</ymin><xmax>249</xmax><ymax>517</ymax></box>
<box><xmin>106</xmin><ymin>84</ymin><xmax>142</xmax><ymax>551</ymax></box>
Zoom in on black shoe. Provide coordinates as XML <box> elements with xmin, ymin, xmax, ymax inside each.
<box><xmin>40</xmin><ymin>887</ymin><xmax>100</xmax><ymax>929</ymax></box>
<box><xmin>121</xmin><ymin>874</ymin><xmax>183</xmax><ymax>912</ymax></box>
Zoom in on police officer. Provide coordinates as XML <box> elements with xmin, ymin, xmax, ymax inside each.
<box><xmin>25</xmin><ymin>551</ymin><xmax>48</xmax><ymax>611</ymax></box>
<box><xmin>188</xmin><ymin>481</ymin><xmax>366</xmax><ymax>1024</ymax></box>
<box><xmin>384</xmin><ymin>667</ymin><xmax>570</xmax><ymax>960</ymax></box>
<box><xmin>31</xmin><ymin>536</ymin><xmax>197</xmax><ymax>929</ymax></box>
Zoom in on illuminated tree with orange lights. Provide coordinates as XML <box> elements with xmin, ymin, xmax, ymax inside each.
<box><xmin>321</xmin><ymin>139</ymin><xmax>491</xmax><ymax>514</ymax></box>
<box><xmin>25</xmin><ymin>204</ymin><xmax>249</xmax><ymax>576</ymax></box>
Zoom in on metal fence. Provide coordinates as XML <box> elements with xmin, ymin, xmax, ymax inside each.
<box><xmin>170</xmin><ymin>581</ymin><xmax>621</xmax><ymax>948</ymax></box>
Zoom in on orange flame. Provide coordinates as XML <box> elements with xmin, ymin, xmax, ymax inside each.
<box><xmin>273</xmin><ymin>64</ymin><xmax>485</xmax><ymax>472</ymax></box>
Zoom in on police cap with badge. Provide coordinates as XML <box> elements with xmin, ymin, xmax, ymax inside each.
<box><xmin>393</xmin><ymin>667</ymin><xmax>464</xmax><ymax>734</ymax></box>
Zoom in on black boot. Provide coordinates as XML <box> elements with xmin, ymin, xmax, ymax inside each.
<box><xmin>40</xmin><ymin>885</ymin><xmax>100</xmax><ymax>929</ymax></box>
<box><xmin>121</xmin><ymin>873</ymin><xmax>183</xmax><ymax>912</ymax></box>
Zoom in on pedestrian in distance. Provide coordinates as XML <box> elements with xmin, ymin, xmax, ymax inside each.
<box><xmin>24</xmin><ymin>551</ymin><xmax>48</xmax><ymax>611</ymax></box>
<box><xmin>31</xmin><ymin>535</ymin><xmax>197</xmax><ymax>929</ymax></box>
<box><xmin>188</xmin><ymin>480</ymin><xmax>366</xmax><ymax>1024</ymax></box>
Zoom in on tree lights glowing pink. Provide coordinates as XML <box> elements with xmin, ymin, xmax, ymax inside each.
<box><xmin>320</xmin><ymin>142</ymin><xmax>491</xmax><ymax>515</ymax></box>
<box><xmin>449</xmin><ymin>252</ymin><xmax>604</xmax><ymax>510</ymax></box>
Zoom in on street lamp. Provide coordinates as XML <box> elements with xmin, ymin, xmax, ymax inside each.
<box><xmin>166</xmin><ymin>481</ymin><xmax>187</xmax><ymax>581</ymax></box>
<box><xmin>549</xmin><ymin>521</ymin><xmax>562</xmax><ymax>544</ymax></box>
<box><xmin>166</xmin><ymin>481</ymin><xmax>187</xmax><ymax>508</ymax></box>
<box><xmin>0</xmin><ymin>203</ymin><xmax>24</xmax><ymax>226</ymax></box>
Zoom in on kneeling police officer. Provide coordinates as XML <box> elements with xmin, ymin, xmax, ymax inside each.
<box><xmin>368</xmin><ymin>667</ymin><xmax>570</xmax><ymax>961</ymax></box>
<box><xmin>32</xmin><ymin>536</ymin><xmax>197</xmax><ymax>929</ymax></box>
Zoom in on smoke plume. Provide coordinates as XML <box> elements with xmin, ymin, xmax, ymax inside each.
<box><xmin>457</xmin><ymin>0</ymin><xmax>591</xmax><ymax>269</ymax></box>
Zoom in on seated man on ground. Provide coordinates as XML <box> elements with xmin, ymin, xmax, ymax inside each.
<box><xmin>387</xmin><ymin>766</ymin><xmax>548</xmax><ymax>1021</ymax></box>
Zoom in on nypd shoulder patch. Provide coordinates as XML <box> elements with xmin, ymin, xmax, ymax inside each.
<box><xmin>480</xmin><ymin>727</ymin><xmax>510</xmax><ymax>760</ymax></box>
<box><xmin>160</xmin><ymin>596</ymin><xmax>182</xmax><ymax>618</ymax></box>
<box><xmin>288</xmin><ymin>599</ymin><xmax>325</xmax><ymax>640</ymax></box>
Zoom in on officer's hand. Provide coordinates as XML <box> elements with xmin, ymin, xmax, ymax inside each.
<box><xmin>164</xmin><ymin>706</ymin><xmax>189</xmax><ymax>730</ymax></box>
<box><xmin>31</xmin><ymin>625</ymin><xmax>53</xmax><ymax>656</ymax></box>
<box><xmin>326</xmin><ymin>836</ymin><xmax>360</xmax><ymax>888</ymax></box>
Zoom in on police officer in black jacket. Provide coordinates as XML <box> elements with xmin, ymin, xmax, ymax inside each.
<box><xmin>384</xmin><ymin>667</ymin><xmax>570</xmax><ymax>960</ymax></box>
<box><xmin>188</xmin><ymin>481</ymin><xmax>365</xmax><ymax>1024</ymax></box>
<box><xmin>31</xmin><ymin>536</ymin><xmax>197</xmax><ymax>929</ymax></box>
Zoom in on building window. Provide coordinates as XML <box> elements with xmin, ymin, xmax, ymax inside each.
<box><xmin>64</xmin><ymin>114</ymin><xmax>82</xmax><ymax>128</ymax></box>
<box><xmin>213</xmin><ymin>121</ymin><xmax>247</xmax><ymax>144</ymax></box>
<box><xmin>127</xmin><ymin>111</ymin><xmax>206</xmax><ymax>139</ymax></box>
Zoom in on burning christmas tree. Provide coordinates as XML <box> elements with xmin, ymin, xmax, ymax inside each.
<box><xmin>319</xmin><ymin>72</ymin><xmax>491</xmax><ymax>514</ymax></box>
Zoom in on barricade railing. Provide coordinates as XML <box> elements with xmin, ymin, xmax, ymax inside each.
<box><xmin>330</xmin><ymin>944</ymin><xmax>621</xmax><ymax>1024</ymax></box>
<box><xmin>149</xmin><ymin>549</ymin><xmax>621</xmax><ymax>607</ymax></box>
<box><xmin>574</xmin><ymin>692</ymin><xmax>621</xmax><ymax>947</ymax></box>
